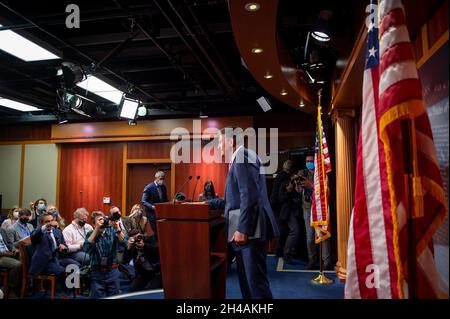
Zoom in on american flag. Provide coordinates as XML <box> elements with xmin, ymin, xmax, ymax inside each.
<box><xmin>345</xmin><ymin>0</ymin><xmax>447</xmax><ymax>299</ymax></box>
<box><xmin>311</xmin><ymin>103</ymin><xmax>332</xmax><ymax>244</ymax></box>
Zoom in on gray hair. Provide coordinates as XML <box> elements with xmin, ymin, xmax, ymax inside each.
<box><xmin>74</xmin><ymin>207</ymin><xmax>88</xmax><ymax>219</ymax></box>
<box><xmin>155</xmin><ymin>171</ymin><xmax>165</xmax><ymax>178</ymax></box>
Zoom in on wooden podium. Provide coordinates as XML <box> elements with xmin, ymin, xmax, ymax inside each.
<box><xmin>155</xmin><ymin>202</ymin><xmax>227</xmax><ymax>299</ymax></box>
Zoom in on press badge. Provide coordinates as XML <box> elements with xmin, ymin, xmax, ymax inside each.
<box><xmin>101</xmin><ymin>257</ymin><xmax>108</xmax><ymax>266</ymax></box>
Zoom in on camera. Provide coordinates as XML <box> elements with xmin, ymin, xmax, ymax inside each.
<box><xmin>101</xmin><ymin>211</ymin><xmax>121</xmax><ymax>228</ymax></box>
<box><xmin>135</xmin><ymin>235</ymin><xmax>143</xmax><ymax>242</ymax></box>
<box><xmin>294</xmin><ymin>175</ymin><xmax>305</xmax><ymax>184</ymax></box>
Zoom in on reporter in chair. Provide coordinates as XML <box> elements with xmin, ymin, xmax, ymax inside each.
<box><xmin>83</xmin><ymin>211</ymin><xmax>127</xmax><ymax>298</ymax></box>
<box><xmin>123</xmin><ymin>230</ymin><xmax>162</xmax><ymax>292</ymax></box>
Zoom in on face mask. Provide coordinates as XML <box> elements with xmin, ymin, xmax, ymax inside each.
<box><xmin>49</xmin><ymin>210</ymin><xmax>58</xmax><ymax>217</ymax></box>
<box><xmin>19</xmin><ymin>218</ymin><xmax>29</xmax><ymax>225</ymax></box>
<box><xmin>13</xmin><ymin>211</ymin><xmax>19</xmax><ymax>219</ymax></box>
<box><xmin>78</xmin><ymin>220</ymin><xmax>86</xmax><ymax>227</ymax></box>
<box><xmin>306</xmin><ymin>162</ymin><xmax>314</xmax><ymax>170</ymax></box>
<box><xmin>38</xmin><ymin>203</ymin><xmax>46</xmax><ymax>211</ymax></box>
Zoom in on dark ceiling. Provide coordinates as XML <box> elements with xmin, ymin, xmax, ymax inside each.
<box><xmin>0</xmin><ymin>0</ymin><xmax>362</xmax><ymax>125</ymax></box>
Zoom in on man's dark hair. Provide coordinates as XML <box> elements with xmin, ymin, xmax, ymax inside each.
<box><xmin>18</xmin><ymin>208</ymin><xmax>31</xmax><ymax>217</ymax></box>
<box><xmin>40</xmin><ymin>212</ymin><xmax>54</xmax><ymax>223</ymax></box>
<box><xmin>91</xmin><ymin>211</ymin><xmax>105</xmax><ymax>223</ymax></box>
<box><xmin>128</xmin><ymin>229</ymin><xmax>140</xmax><ymax>237</ymax></box>
<box><xmin>305</xmin><ymin>151</ymin><xmax>314</xmax><ymax>158</ymax></box>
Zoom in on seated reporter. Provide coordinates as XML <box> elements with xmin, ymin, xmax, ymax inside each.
<box><xmin>30</xmin><ymin>213</ymin><xmax>80</xmax><ymax>297</ymax></box>
<box><xmin>123</xmin><ymin>230</ymin><xmax>162</xmax><ymax>292</ymax></box>
<box><xmin>83</xmin><ymin>211</ymin><xmax>127</xmax><ymax>298</ymax></box>
<box><xmin>0</xmin><ymin>227</ymin><xmax>21</xmax><ymax>297</ymax></box>
<box><xmin>63</xmin><ymin>208</ymin><xmax>93</xmax><ymax>265</ymax></box>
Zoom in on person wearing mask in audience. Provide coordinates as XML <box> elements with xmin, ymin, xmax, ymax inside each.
<box><xmin>123</xmin><ymin>230</ymin><xmax>161</xmax><ymax>292</ymax></box>
<box><xmin>30</xmin><ymin>198</ymin><xmax>47</xmax><ymax>228</ymax></box>
<box><xmin>278</xmin><ymin>174</ymin><xmax>303</xmax><ymax>264</ymax></box>
<box><xmin>298</xmin><ymin>154</ymin><xmax>331</xmax><ymax>270</ymax></box>
<box><xmin>8</xmin><ymin>208</ymin><xmax>34</xmax><ymax>249</ymax></box>
<box><xmin>142</xmin><ymin>171</ymin><xmax>169</xmax><ymax>237</ymax></box>
<box><xmin>0</xmin><ymin>227</ymin><xmax>21</xmax><ymax>297</ymax></box>
<box><xmin>270</xmin><ymin>160</ymin><xmax>294</xmax><ymax>258</ymax></box>
<box><xmin>198</xmin><ymin>180</ymin><xmax>219</xmax><ymax>201</ymax></box>
<box><xmin>46</xmin><ymin>205</ymin><xmax>66</xmax><ymax>231</ymax></box>
<box><xmin>1</xmin><ymin>206</ymin><xmax>20</xmax><ymax>230</ymax></box>
<box><xmin>123</xmin><ymin>204</ymin><xmax>154</xmax><ymax>238</ymax></box>
<box><xmin>84</xmin><ymin>211</ymin><xmax>127</xmax><ymax>298</ymax></box>
<box><xmin>63</xmin><ymin>207</ymin><xmax>93</xmax><ymax>265</ymax></box>
<box><xmin>30</xmin><ymin>212</ymin><xmax>80</xmax><ymax>298</ymax></box>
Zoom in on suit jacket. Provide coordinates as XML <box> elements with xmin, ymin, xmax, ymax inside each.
<box><xmin>142</xmin><ymin>182</ymin><xmax>169</xmax><ymax>214</ymax></box>
<box><xmin>208</xmin><ymin>147</ymin><xmax>279</xmax><ymax>241</ymax></box>
<box><xmin>29</xmin><ymin>226</ymin><xmax>66</xmax><ymax>274</ymax></box>
<box><xmin>7</xmin><ymin>221</ymin><xmax>34</xmax><ymax>249</ymax></box>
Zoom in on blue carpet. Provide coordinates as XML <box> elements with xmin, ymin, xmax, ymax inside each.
<box><xmin>112</xmin><ymin>255</ymin><xmax>344</xmax><ymax>299</ymax></box>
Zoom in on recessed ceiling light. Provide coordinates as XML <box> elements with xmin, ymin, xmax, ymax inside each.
<box><xmin>251</xmin><ymin>48</ymin><xmax>263</xmax><ymax>54</ymax></box>
<box><xmin>0</xmin><ymin>24</ymin><xmax>60</xmax><ymax>61</ymax></box>
<box><xmin>76</xmin><ymin>75</ymin><xmax>123</xmax><ymax>104</ymax></box>
<box><xmin>245</xmin><ymin>3</ymin><xmax>260</xmax><ymax>11</ymax></box>
<box><xmin>264</xmin><ymin>73</ymin><xmax>273</xmax><ymax>79</ymax></box>
<box><xmin>299</xmin><ymin>101</ymin><xmax>305</xmax><ymax>108</ymax></box>
<box><xmin>0</xmin><ymin>96</ymin><xmax>42</xmax><ymax>112</ymax></box>
<box><xmin>280</xmin><ymin>90</ymin><xmax>288</xmax><ymax>96</ymax></box>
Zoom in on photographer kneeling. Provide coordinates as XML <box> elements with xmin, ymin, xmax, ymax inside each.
<box><xmin>83</xmin><ymin>211</ymin><xmax>127</xmax><ymax>298</ymax></box>
<box><xmin>124</xmin><ymin>230</ymin><xmax>162</xmax><ymax>292</ymax></box>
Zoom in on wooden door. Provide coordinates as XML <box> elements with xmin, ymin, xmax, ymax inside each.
<box><xmin>126</xmin><ymin>163</ymin><xmax>171</xmax><ymax>215</ymax></box>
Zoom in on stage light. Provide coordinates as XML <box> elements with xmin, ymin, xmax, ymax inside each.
<box><xmin>56</xmin><ymin>62</ymin><xmax>86</xmax><ymax>89</ymax></box>
<box><xmin>0</xmin><ymin>24</ymin><xmax>60</xmax><ymax>61</ymax></box>
<box><xmin>264</xmin><ymin>73</ymin><xmax>273</xmax><ymax>79</ymax></box>
<box><xmin>0</xmin><ymin>96</ymin><xmax>42</xmax><ymax>111</ymax></box>
<box><xmin>256</xmin><ymin>96</ymin><xmax>272</xmax><ymax>112</ymax></box>
<box><xmin>280</xmin><ymin>90</ymin><xmax>288</xmax><ymax>96</ymax></box>
<box><xmin>119</xmin><ymin>96</ymin><xmax>140</xmax><ymax>120</ymax></box>
<box><xmin>137</xmin><ymin>106</ymin><xmax>147</xmax><ymax>117</ymax></box>
<box><xmin>57</xmin><ymin>112</ymin><xmax>68</xmax><ymax>124</ymax></box>
<box><xmin>76</xmin><ymin>75</ymin><xmax>123</xmax><ymax>104</ymax></box>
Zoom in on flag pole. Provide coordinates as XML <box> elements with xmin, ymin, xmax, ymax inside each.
<box><xmin>311</xmin><ymin>89</ymin><xmax>333</xmax><ymax>285</ymax></box>
<box><xmin>402</xmin><ymin>119</ymin><xmax>417</xmax><ymax>299</ymax></box>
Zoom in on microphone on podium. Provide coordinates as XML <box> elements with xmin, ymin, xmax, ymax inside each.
<box><xmin>190</xmin><ymin>176</ymin><xmax>201</xmax><ymax>202</ymax></box>
<box><xmin>173</xmin><ymin>175</ymin><xmax>193</xmax><ymax>203</ymax></box>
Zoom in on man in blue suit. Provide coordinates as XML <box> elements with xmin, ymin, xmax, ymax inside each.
<box><xmin>30</xmin><ymin>213</ymin><xmax>79</xmax><ymax>295</ymax></box>
<box><xmin>207</xmin><ymin>128</ymin><xmax>279</xmax><ymax>299</ymax></box>
<box><xmin>142</xmin><ymin>171</ymin><xmax>169</xmax><ymax>237</ymax></box>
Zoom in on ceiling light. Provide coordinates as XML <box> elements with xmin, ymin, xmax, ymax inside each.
<box><xmin>256</xmin><ymin>96</ymin><xmax>272</xmax><ymax>112</ymax></box>
<box><xmin>0</xmin><ymin>96</ymin><xmax>42</xmax><ymax>111</ymax></box>
<box><xmin>245</xmin><ymin>3</ymin><xmax>260</xmax><ymax>11</ymax></box>
<box><xmin>76</xmin><ymin>75</ymin><xmax>123</xmax><ymax>104</ymax></box>
<box><xmin>311</xmin><ymin>31</ymin><xmax>331</xmax><ymax>42</ymax></box>
<box><xmin>199</xmin><ymin>111</ymin><xmax>208</xmax><ymax>119</ymax></box>
<box><xmin>0</xmin><ymin>24</ymin><xmax>60</xmax><ymax>61</ymax></box>
<box><xmin>316</xmin><ymin>80</ymin><xmax>326</xmax><ymax>84</ymax></box>
<box><xmin>128</xmin><ymin>119</ymin><xmax>137</xmax><ymax>126</ymax></box>
<box><xmin>280</xmin><ymin>90</ymin><xmax>288</xmax><ymax>96</ymax></box>
<box><xmin>251</xmin><ymin>48</ymin><xmax>263</xmax><ymax>54</ymax></box>
<box><xmin>299</xmin><ymin>101</ymin><xmax>305</xmax><ymax>108</ymax></box>
<box><xmin>264</xmin><ymin>73</ymin><xmax>273</xmax><ymax>79</ymax></box>
<box><xmin>119</xmin><ymin>96</ymin><xmax>140</xmax><ymax>120</ymax></box>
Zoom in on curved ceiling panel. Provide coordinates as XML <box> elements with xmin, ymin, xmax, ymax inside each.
<box><xmin>229</xmin><ymin>0</ymin><xmax>315</xmax><ymax>112</ymax></box>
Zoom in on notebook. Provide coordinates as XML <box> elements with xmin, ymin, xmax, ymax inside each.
<box><xmin>227</xmin><ymin>209</ymin><xmax>261</xmax><ymax>242</ymax></box>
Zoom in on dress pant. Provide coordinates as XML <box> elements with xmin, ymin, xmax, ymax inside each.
<box><xmin>129</xmin><ymin>273</ymin><xmax>162</xmax><ymax>292</ymax></box>
<box><xmin>303</xmin><ymin>208</ymin><xmax>330</xmax><ymax>266</ymax></box>
<box><xmin>232</xmin><ymin>240</ymin><xmax>273</xmax><ymax>299</ymax></box>
<box><xmin>41</xmin><ymin>257</ymin><xmax>80</xmax><ymax>294</ymax></box>
<box><xmin>90</xmin><ymin>268</ymin><xmax>120</xmax><ymax>298</ymax></box>
<box><xmin>67</xmin><ymin>251</ymin><xmax>90</xmax><ymax>266</ymax></box>
<box><xmin>284</xmin><ymin>212</ymin><xmax>300</xmax><ymax>258</ymax></box>
<box><xmin>0</xmin><ymin>256</ymin><xmax>21</xmax><ymax>290</ymax></box>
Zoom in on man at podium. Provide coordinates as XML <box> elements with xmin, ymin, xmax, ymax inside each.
<box><xmin>207</xmin><ymin>128</ymin><xmax>279</xmax><ymax>299</ymax></box>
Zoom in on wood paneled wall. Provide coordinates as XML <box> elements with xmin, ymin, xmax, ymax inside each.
<box><xmin>58</xmin><ymin>143</ymin><xmax>123</xmax><ymax>222</ymax></box>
